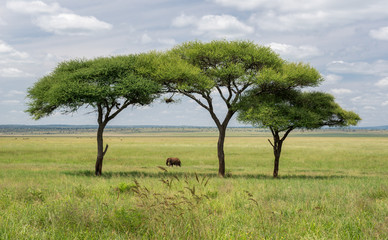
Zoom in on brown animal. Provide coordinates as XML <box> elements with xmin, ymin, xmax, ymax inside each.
<box><xmin>166</xmin><ymin>157</ymin><xmax>181</xmax><ymax>167</ymax></box>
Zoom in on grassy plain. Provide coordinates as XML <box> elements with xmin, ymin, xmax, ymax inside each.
<box><xmin>0</xmin><ymin>129</ymin><xmax>387</xmax><ymax>239</ymax></box>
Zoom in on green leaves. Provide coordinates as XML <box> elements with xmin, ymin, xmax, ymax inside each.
<box><xmin>134</xmin><ymin>52</ymin><xmax>212</xmax><ymax>93</ymax></box>
<box><xmin>238</xmin><ymin>89</ymin><xmax>361</xmax><ymax>132</ymax></box>
<box><xmin>255</xmin><ymin>62</ymin><xmax>323</xmax><ymax>91</ymax></box>
<box><xmin>170</xmin><ymin>40</ymin><xmax>283</xmax><ymax>89</ymax></box>
<box><xmin>26</xmin><ymin>55</ymin><xmax>161</xmax><ymax>120</ymax></box>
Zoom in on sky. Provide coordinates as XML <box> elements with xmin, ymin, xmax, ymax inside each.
<box><xmin>1</xmin><ymin>0</ymin><xmax>388</xmax><ymax>127</ymax></box>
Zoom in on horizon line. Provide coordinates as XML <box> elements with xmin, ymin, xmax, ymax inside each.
<box><xmin>0</xmin><ymin>124</ymin><xmax>387</xmax><ymax>129</ymax></box>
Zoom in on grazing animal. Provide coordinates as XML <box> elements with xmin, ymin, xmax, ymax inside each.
<box><xmin>166</xmin><ymin>157</ymin><xmax>181</xmax><ymax>167</ymax></box>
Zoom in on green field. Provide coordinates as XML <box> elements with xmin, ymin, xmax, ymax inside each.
<box><xmin>0</xmin><ymin>130</ymin><xmax>387</xmax><ymax>239</ymax></box>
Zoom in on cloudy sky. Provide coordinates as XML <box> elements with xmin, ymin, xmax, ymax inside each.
<box><xmin>1</xmin><ymin>0</ymin><xmax>387</xmax><ymax>127</ymax></box>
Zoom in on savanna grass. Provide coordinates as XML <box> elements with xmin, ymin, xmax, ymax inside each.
<box><xmin>0</xmin><ymin>132</ymin><xmax>387</xmax><ymax>239</ymax></box>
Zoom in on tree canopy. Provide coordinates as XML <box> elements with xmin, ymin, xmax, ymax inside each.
<box><xmin>27</xmin><ymin>55</ymin><xmax>160</xmax><ymax>119</ymax></box>
<box><xmin>26</xmin><ymin>55</ymin><xmax>161</xmax><ymax>175</ymax></box>
<box><xmin>238</xmin><ymin>87</ymin><xmax>361</xmax><ymax>177</ymax></box>
<box><xmin>238</xmin><ymin>90</ymin><xmax>361</xmax><ymax>131</ymax></box>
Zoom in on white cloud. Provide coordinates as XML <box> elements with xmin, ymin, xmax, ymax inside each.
<box><xmin>324</xmin><ymin>74</ymin><xmax>342</xmax><ymax>84</ymax></box>
<box><xmin>213</xmin><ymin>0</ymin><xmax>340</xmax><ymax>11</ymax></box>
<box><xmin>6</xmin><ymin>1</ymin><xmax>62</xmax><ymax>14</ymax></box>
<box><xmin>172</xmin><ymin>13</ymin><xmax>196</xmax><ymax>27</ymax></box>
<box><xmin>375</xmin><ymin>77</ymin><xmax>388</xmax><ymax>87</ymax></box>
<box><xmin>6</xmin><ymin>90</ymin><xmax>25</xmax><ymax>96</ymax></box>
<box><xmin>327</xmin><ymin>60</ymin><xmax>388</xmax><ymax>76</ymax></box>
<box><xmin>0</xmin><ymin>40</ymin><xmax>29</xmax><ymax>61</ymax></box>
<box><xmin>7</xmin><ymin>1</ymin><xmax>112</xmax><ymax>36</ymax></box>
<box><xmin>35</xmin><ymin>13</ymin><xmax>112</xmax><ymax>35</ymax></box>
<box><xmin>351</xmin><ymin>96</ymin><xmax>362</xmax><ymax>103</ymax></box>
<box><xmin>213</xmin><ymin>0</ymin><xmax>358</xmax><ymax>12</ymax></box>
<box><xmin>331</xmin><ymin>88</ymin><xmax>353</xmax><ymax>94</ymax></box>
<box><xmin>172</xmin><ymin>14</ymin><xmax>254</xmax><ymax>39</ymax></box>
<box><xmin>215</xmin><ymin>0</ymin><xmax>388</xmax><ymax>32</ymax></box>
<box><xmin>268</xmin><ymin>42</ymin><xmax>323</xmax><ymax>59</ymax></box>
<box><xmin>349</xmin><ymin>94</ymin><xmax>385</xmax><ymax>109</ymax></box>
<box><xmin>382</xmin><ymin>101</ymin><xmax>388</xmax><ymax>106</ymax></box>
<box><xmin>197</xmin><ymin>15</ymin><xmax>254</xmax><ymax>37</ymax></box>
<box><xmin>212</xmin><ymin>0</ymin><xmax>266</xmax><ymax>11</ymax></box>
<box><xmin>250</xmin><ymin>11</ymin><xmax>333</xmax><ymax>32</ymax></box>
<box><xmin>140</xmin><ymin>33</ymin><xmax>153</xmax><ymax>44</ymax></box>
<box><xmin>0</xmin><ymin>41</ymin><xmax>13</xmax><ymax>53</ymax></box>
<box><xmin>0</xmin><ymin>67</ymin><xmax>30</xmax><ymax>77</ymax></box>
<box><xmin>370</xmin><ymin>26</ymin><xmax>388</xmax><ymax>40</ymax></box>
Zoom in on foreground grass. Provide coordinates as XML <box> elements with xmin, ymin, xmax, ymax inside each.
<box><xmin>0</xmin><ymin>133</ymin><xmax>387</xmax><ymax>239</ymax></box>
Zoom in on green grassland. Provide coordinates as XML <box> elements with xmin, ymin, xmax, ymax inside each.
<box><xmin>0</xmin><ymin>129</ymin><xmax>387</xmax><ymax>239</ymax></box>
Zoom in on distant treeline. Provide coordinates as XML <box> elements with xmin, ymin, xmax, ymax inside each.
<box><xmin>0</xmin><ymin>125</ymin><xmax>258</xmax><ymax>135</ymax></box>
<box><xmin>0</xmin><ymin>124</ymin><xmax>387</xmax><ymax>136</ymax></box>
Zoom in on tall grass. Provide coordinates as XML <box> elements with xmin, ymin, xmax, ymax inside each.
<box><xmin>0</xmin><ymin>133</ymin><xmax>387</xmax><ymax>239</ymax></box>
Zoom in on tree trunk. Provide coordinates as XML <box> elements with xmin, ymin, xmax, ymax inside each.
<box><xmin>95</xmin><ymin>123</ymin><xmax>108</xmax><ymax>176</ymax></box>
<box><xmin>184</xmin><ymin>91</ymin><xmax>235</xmax><ymax>178</ymax></box>
<box><xmin>273</xmin><ymin>147</ymin><xmax>281</xmax><ymax>178</ymax></box>
<box><xmin>268</xmin><ymin>127</ymin><xmax>293</xmax><ymax>178</ymax></box>
<box><xmin>272</xmin><ymin>135</ymin><xmax>283</xmax><ymax>178</ymax></box>
<box><xmin>217</xmin><ymin>127</ymin><xmax>226</xmax><ymax>177</ymax></box>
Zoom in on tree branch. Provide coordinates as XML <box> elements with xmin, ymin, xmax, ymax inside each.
<box><xmin>241</xmin><ymin>82</ymin><xmax>252</xmax><ymax>92</ymax></box>
<box><xmin>267</xmin><ymin>139</ymin><xmax>274</xmax><ymax>147</ymax></box>
<box><xmin>181</xmin><ymin>92</ymin><xmax>210</xmax><ymax>112</ymax></box>
<box><xmin>216</xmin><ymin>86</ymin><xmax>228</xmax><ymax>104</ymax></box>
<box><xmin>281</xmin><ymin>127</ymin><xmax>294</xmax><ymax>142</ymax></box>
<box><xmin>230</xmin><ymin>82</ymin><xmax>252</xmax><ymax>107</ymax></box>
<box><xmin>232</xmin><ymin>80</ymin><xmax>239</xmax><ymax>92</ymax></box>
<box><xmin>179</xmin><ymin>90</ymin><xmax>222</xmax><ymax>128</ymax></box>
<box><xmin>101</xmin><ymin>100</ymin><xmax>113</xmax><ymax>124</ymax></box>
<box><xmin>107</xmin><ymin>99</ymin><xmax>131</xmax><ymax>122</ymax></box>
<box><xmin>226</xmin><ymin>82</ymin><xmax>233</xmax><ymax>103</ymax></box>
<box><xmin>103</xmin><ymin>144</ymin><xmax>109</xmax><ymax>156</ymax></box>
<box><xmin>217</xmin><ymin>85</ymin><xmax>233</xmax><ymax>109</ymax></box>
<box><xmin>222</xmin><ymin>109</ymin><xmax>235</xmax><ymax>129</ymax></box>
<box><xmin>269</xmin><ymin>126</ymin><xmax>275</xmax><ymax>137</ymax></box>
<box><xmin>203</xmin><ymin>92</ymin><xmax>223</xmax><ymax>129</ymax></box>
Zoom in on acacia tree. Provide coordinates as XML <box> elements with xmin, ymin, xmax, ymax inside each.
<box><xmin>26</xmin><ymin>55</ymin><xmax>161</xmax><ymax>176</ymax></box>
<box><xmin>238</xmin><ymin>89</ymin><xmax>361</xmax><ymax>178</ymax></box>
<box><xmin>149</xmin><ymin>40</ymin><xmax>284</xmax><ymax>177</ymax></box>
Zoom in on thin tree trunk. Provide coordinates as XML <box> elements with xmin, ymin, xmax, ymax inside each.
<box><xmin>94</xmin><ymin>101</ymin><xmax>131</xmax><ymax>176</ymax></box>
<box><xmin>95</xmin><ymin>123</ymin><xmax>108</xmax><ymax>176</ymax></box>
<box><xmin>268</xmin><ymin>127</ymin><xmax>294</xmax><ymax>178</ymax></box>
<box><xmin>181</xmin><ymin>92</ymin><xmax>236</xmax><ymax>178</ymax></box>
<box><xmin>269</xmin><ymin>128</ymin><xmax>283</xmax><ymax>178</ymax></box>
<box><xmin>273</xmin><ymin>142</ymin><xmax>282</xmax><ymax>178</ymax></box>
<box><xmin>217</xmin><ymin>127</ymin><xmax>226</xmax><ymax>177</ymax></box>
